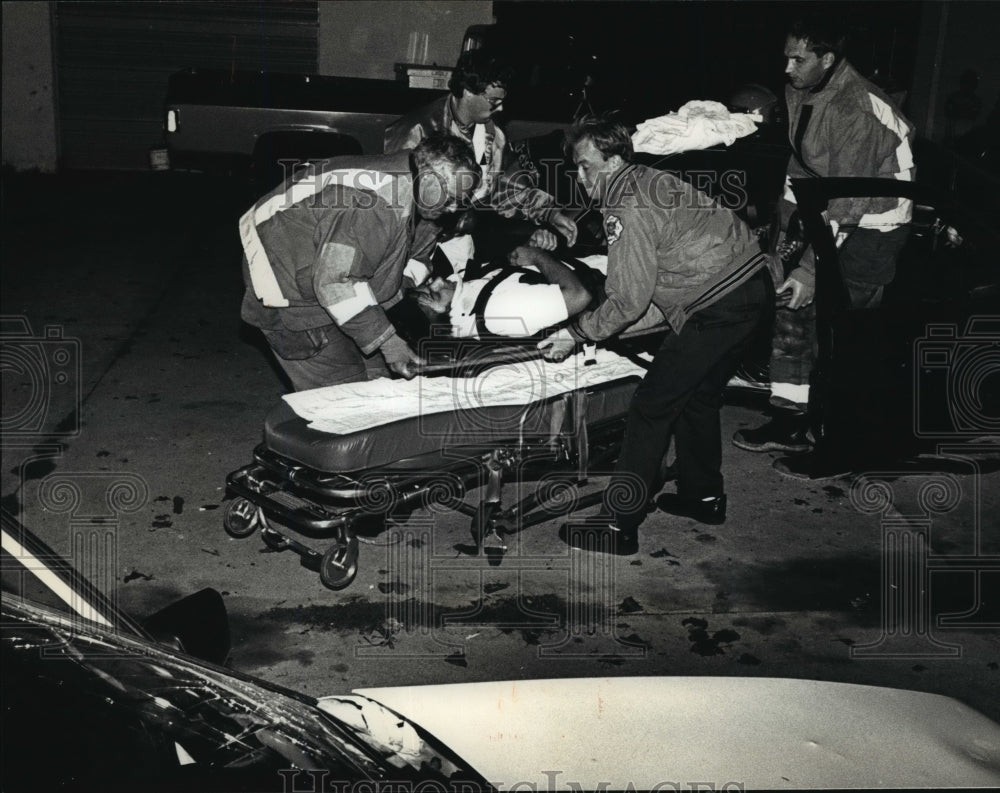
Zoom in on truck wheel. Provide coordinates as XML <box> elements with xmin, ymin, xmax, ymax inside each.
<box><xmin>319</xmin><ymin>535</ymin><xmax>359</xmax><ymax>590</ymax></box>
<box><xmin>223</xmin><ymin>498</ymin><xmax>259</xmax><ymax>538</ymax></box>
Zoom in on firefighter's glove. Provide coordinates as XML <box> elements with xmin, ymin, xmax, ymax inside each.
<box><xmin>381</xmin><ymin>334</ymin><xmax>424</xmax><ymax>380</ymax></box>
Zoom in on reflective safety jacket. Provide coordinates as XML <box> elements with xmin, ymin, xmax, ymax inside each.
<box><xmin>569</xmin><ymin>164</ymin><xmax>766</xmax><ymax>340</ymax></box>
<box><xmin>384</xmin><ymin>94</ymin><xmax>557</xmax><ymax>223</ymax></box>
<box><xmin>239</xmin><ymin>152</ymin><xmax>414</xmax><ymax>355</ymax></box>
<box><xmin>783</xmin><ymin>58</ymin><xmax>915</xmax><ymax>285</ymax></box>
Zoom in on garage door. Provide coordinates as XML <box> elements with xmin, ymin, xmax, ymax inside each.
<box><xmin>54</xmin><ymin>1</ymin><xmax>318</xmax><ymax>170</ymax></box>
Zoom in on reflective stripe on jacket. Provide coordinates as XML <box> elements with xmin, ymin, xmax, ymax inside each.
<box><xmin>239</xmin><ymin>152</ymin><xmax>414</xmax><ymax>355</ymax></box>
<box><xmin>784</xmin><ymin>58</ymin><xmax>915</xmax><ymax>233</ymax></box>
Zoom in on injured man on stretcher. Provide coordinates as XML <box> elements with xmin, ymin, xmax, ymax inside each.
<box><xmin>400</xmin><ymin>243</ymin><xmax>666</xmax><ymax>346</ymax></box>
<box><xmin>411</xmin><ymin>245</ymin><xmax>591</xmax><ymax>341</ymax></box>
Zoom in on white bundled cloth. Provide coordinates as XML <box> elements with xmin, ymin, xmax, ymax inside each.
<box><xmin>283</xmin><ymin>349</ymin><xmax>649</xmax><ymax>435</ymax></box>
<box><xmin>631</xmin><ymin>100</ymin><xmax>761</xmax><ymax>156</ymax></box>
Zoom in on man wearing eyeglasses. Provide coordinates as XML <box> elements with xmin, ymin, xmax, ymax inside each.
<box><xmin>385</xmin><ymin>49</ymin><xmax>578</xmax><ymax>258</ymax></box>
<box><xmin>239</xmin><ymin>134</ymin><xmax>480</xmax><ymax>391</ymax></box>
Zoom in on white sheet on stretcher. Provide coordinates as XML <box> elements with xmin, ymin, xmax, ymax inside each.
<box><xmin>282</xmin><ymin>349</ymin><xmax>650</xmax><ymax>435</ymax></box>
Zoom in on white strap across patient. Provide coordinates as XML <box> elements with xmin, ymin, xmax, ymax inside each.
<box><xmin>283</xmin><ymin>350</ymin><xmax>649</xmax><ymax>435</ymax></box>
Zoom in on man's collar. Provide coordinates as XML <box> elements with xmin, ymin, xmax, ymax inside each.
<box><xmin>600</xmin><ymin>164</ymin><xmax>638</xmax><ymax>208</ymax></box>
<box><xmin>810</xmin><ymin>57</ymin><xmax>846</xmax><ymax>94</ymax></box>
<box><xmin>448</xmin><ymin>94</ymin><xmax>475</xmax><ymax>135</ymax></box>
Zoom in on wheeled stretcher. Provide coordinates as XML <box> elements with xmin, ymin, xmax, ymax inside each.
<box><xmin>224</xmin><ymin>344</ymin><xmax>654</xmax><ymax>589</ymax></box>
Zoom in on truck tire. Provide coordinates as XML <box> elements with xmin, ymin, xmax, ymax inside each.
<box><xmin>250</xmin><ymin>132</ymin><xmax>363</xmax><ymax>197</ymax></box>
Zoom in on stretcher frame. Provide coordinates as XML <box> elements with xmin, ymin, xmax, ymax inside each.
<box><xmin>224</xmin><ymin>341</ymin><xmax>654</xmax><ymax>590</ymax></box>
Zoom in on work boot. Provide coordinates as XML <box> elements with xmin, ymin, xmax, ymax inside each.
<box><xmin>655</xmin><ymin>493</ymin><xmax>727</xmax><ymax>525</ymax></box>
<box><xmin>559</xmin><ymin>519</ymin><xmax>639</xmax><ymax>556</ymax></box>
<box><xmin>732</xmin><ymin>412</ymin><xmax>812</xmax><ymax>454</ymax></box>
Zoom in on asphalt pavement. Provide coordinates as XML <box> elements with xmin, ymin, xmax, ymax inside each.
<box><xmin>2</xmin><ymin>170</ymin><xmax>998</xmax><ymax>731</ymax></box>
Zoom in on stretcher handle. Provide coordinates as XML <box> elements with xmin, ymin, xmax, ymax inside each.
<box><xmin>411</xmin><ymin>321</ymin><xmax>670</xmax><ymax>377</ymax></box>
<box><xmin>412</xmin><ymin>346</ymin><xmax>547</xmax><ymax>376</ymax></box>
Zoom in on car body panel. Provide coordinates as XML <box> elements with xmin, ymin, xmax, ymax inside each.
<box><xmin>355</xmin><ymin>677</ymin><xmax>1000</xmax><ymax>789</ymax></box>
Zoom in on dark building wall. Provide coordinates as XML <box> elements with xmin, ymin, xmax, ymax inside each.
<box><xmin>318</xmin><ymin>0</ymin><xmax>492</xmax><ymax>80</ymax></box>
<box><xmin>2</xmin><ymin>2</ymin><xmax>58</xmax><ymax>172</ymax></box>
<box><xmin>3</xmin><ymin>1</ymin><xmax>999</xmax><ymax>171</ymax></box>
<box><xmin>910</xmin><ymin>1</ymin><xmax>1000</xmax><ymax>142</ymax></box>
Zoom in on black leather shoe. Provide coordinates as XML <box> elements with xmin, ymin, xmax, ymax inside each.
<box><xmin>559</xmin><ymin>520</ymin><xmax>639</xmax><ymax>556</ymax></box>
<box><xmin>655</xmin><ymin>493</ymin><xmax>727</xmax><ymax>525</ymax></box>
<box><xmin>732</xmin><ymin>414</ymin><xmax>811</xmax><ymax>454</ymax></box>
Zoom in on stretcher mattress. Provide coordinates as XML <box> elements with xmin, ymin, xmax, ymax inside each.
<box><xmin>266</xmin><ymin>351</ymin><xmax>648</xmax><ymax>472</ymax></box>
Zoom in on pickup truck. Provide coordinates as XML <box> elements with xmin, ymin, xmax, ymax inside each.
<box><xmin>163</xmin><ymin>67</ymin><xmax>575</xmax><ymax>192</ymax></box>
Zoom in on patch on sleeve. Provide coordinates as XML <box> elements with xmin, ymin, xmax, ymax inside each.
<box><xmin>324</xmin><ymin>281</ymin><xmax>377</xmax><ymax>325</ymax></box>
<box><xmin>317</xmin><ymin>242</ymin><xmax>358</xmax><ymax>279</ymax></box>
<box><xmin>605</xmin><ymin>214</ymin><xmax>623</xmax><ymax>246</ymax></box>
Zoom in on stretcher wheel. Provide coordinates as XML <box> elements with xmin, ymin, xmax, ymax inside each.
<box><xmin>223</xmin><ymin>498</ymin><xmax>260</xmax><ymax>538</ymax></box>
<box><xmin>319</xmin><ymin>535</ymin><xmax>359</xmax><ymax>590</ymax></box>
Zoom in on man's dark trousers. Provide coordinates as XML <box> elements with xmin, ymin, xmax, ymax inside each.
<box><xmin>609</xmin><ymin>270</ymin><xmax>771</xmax><ymax>528</ymax></box>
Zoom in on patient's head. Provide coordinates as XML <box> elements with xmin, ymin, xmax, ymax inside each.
<box><xmin>410</xmin><ymin>276</ymin><xmax>457</xmax><ymax>323</ymax></box>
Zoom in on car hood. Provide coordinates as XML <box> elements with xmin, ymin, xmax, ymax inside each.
<box><xmin>352</xmin><ymin>676</ymin><xmax>1000</xmax><ymax>790</ymax></box>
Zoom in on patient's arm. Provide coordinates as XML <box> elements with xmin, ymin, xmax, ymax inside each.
<box><xmin>507</xmin><ymin>246</ymin><xmax>591</xmax><ymax>316</ymax></box>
